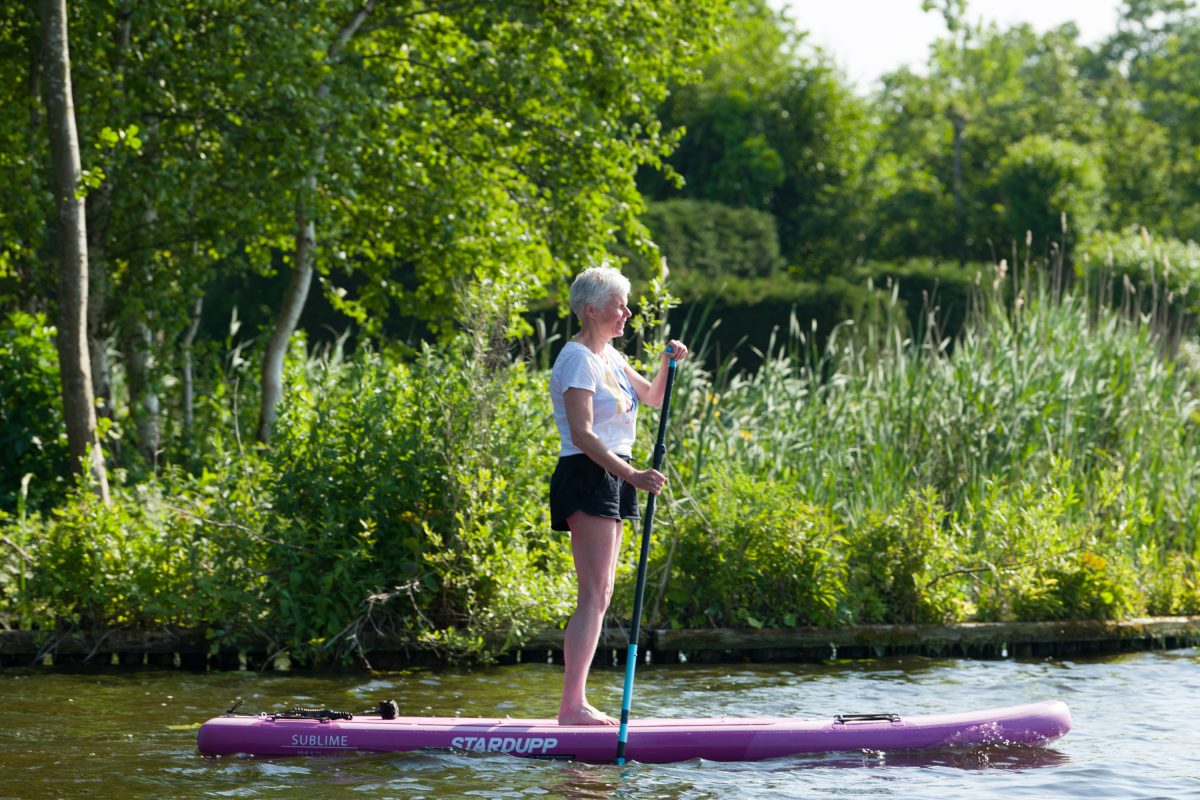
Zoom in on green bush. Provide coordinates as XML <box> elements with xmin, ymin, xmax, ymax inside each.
<box><xmin>625</xmin><ymin>199</ymin><xmax>785</xmax><ymax>284</ymax></box>
<box><xmin>0</xmin><ymin>311</ymin><xmax>70</xmax><ymax>513</ymax></box>
<box><xmin>261</xmin><ymin>335</ymin><xmax>573</xmax><ymax>661</ymax></box>
<box><xmin>1010</xmin><ymin>550</ymin><xmax>1138</xmax><ymax>622</ymax></box>
<box><xmin>1141</xmin><ymin>548</ymin><xmax>1200</xmax><ymax>616</ymax></box>
<box><xmin>993</xmin><ymin>135</ymin><xmax>1105</xmax><ymax>248</ymax></box>
<box><xmin>846</xmin><ymin>488</ymin><xmax>971</xmax><ymax>624</ymax></box>
<box><xmin>851</xmin><ymin>259</ymin><xmax>987</xmax><ymax>344</ymax></box>
<box><xmin>651</xmin><ymin>467</ymin><xmax>847</xmax><ymax>628</ymax></box>
<box><xmin>17</xmin><ymin>475</ymin><xmax>263</xmax><ymax>629</ymax></box>
<box><xmin>1076</xmin><ymin>227</ymin><xmax>1200</xmax><ymax>321</ymax></box>
<box><xmin>961</xmin><ymin>466</ymin><xmax>1141</xmax><ymax>622</ymax></box>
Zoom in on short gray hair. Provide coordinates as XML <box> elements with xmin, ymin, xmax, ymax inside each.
<box><xmin>569</xmin><ymin>266</ymin><xmax>630</xmax><ymax>318</ymax></box>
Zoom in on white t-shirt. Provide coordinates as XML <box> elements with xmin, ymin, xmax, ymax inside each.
<box><xmin>550</xmin><ymin>341</ymin><xmax>639</xmax><ymax>457</ymax></box>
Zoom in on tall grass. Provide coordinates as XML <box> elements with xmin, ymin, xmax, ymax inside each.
<box><xmin>661</xmin><ymin>264</ymin><xmax>1200</xmax><ymax>542</ymax></box>
<box><xmin>640</xmin><ymin>261</ymin><xmax>1200</xmax><ymax>624</ymax></box>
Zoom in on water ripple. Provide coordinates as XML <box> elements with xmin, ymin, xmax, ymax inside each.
<box><xmin>0</xmin><ymin>649</ymin><xmax>1197</xmax><ymax>799</ymax></box>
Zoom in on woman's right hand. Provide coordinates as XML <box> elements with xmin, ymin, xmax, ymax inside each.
<box><xmin>626</xmin><ymin>467</ymin><xmax>667</xmax><ymax>495</ymax></box>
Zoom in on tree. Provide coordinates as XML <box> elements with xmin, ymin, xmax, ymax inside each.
<box><xmin>992</xmin><ymin>135</ymin><xmax>1105</xmax><ymax>252</ymax></box>
<box><xmin>256</xmin><ymin>0</ymin><xmax>380</xmax><ymax>444</ymax></box>
<box><xmin>869</xmin><ymin>8</ymin><xmax>1103</xmax><ymax>262</ymax></box>
<box><xmin>240</xmin><ymin>0</ymin><xmax>730</xmax><ymax>440</ymax></box>
<box><xmin>37</xmin><ymin>0</ymin><xmax>109</xmax><ymax>503</ymax></box>
<box><xmin>644</xmin><ymin>0</ymin><xmax>873</xmax><ymax>274</ymax></box>
<box><xmin>1117</xmin><ymin>2</ymin><xmax>1200</xmax><ymax>237</ymax></box>
<box><xmin>5</xmin><ymin>0</ymin><xmax>730</xmax><ymax>460</ymax></box>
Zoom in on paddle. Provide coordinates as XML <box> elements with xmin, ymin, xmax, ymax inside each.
<box><xmin>615</xmin><ymin>350</ymin><xmax>677</xmax><ymax>765</ymax></box>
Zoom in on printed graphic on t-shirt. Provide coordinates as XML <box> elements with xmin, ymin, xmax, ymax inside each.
<box><xmin>604</xmin><ymin>357</ymin><xmax>637</xmax><ymax>414</ymax></box>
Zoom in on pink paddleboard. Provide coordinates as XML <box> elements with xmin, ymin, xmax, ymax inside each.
<box><xmin>197</xmin><ymin>699</ymin><xmax>1071</xmax><ymax>763</ymax></box>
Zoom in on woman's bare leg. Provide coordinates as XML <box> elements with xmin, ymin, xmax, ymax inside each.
<box><xmin>558</xmin><ymin>511</ymin><xmax>623</xmax><ymax>725</ymax></box>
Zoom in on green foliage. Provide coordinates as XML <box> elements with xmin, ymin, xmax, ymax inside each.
<box><xmin>261</xmin><ymin>333</ymin><xmax>572</xmax><ymax>662</ymax></box>
<box><xmin>1076</xmin><ymin>227</ymin><xmax>1200</xmax><ymax>320</ymax></box>
<box><xmin>624</xmin><ymin>199</ymin><xmax>785</xmax><ymax>284</ymax></box>
<box><xmin>960</xmin><ymin>465</ymin><xmax>1139</xmax><ymax>622</ymax></box>
<box><xmin>869</xmin><ymin>19</ymin><xmax>1103</xmax><ymax>261</ymax></box>
<box><xmin>1118</xmin><ymin>8</ymin><xmax>1200</xmax><ymax>238</ymax></box>
<box><xmin>0</xmin><ymin>312</ymin><xmax>69</xmax><ymax>513</ymax></box>
<box><xmin>3</xmin><ymin>0</ymin><xmax>731</xmax><ymax>470</ymax></box>
<box><xmin>651</xmin><ymin>467</ymin><xmax>847</xmax><ymax>628</ymax></box>
<box><xmin>1010</xmin><ymin>550</ymin><xmax>1137</xmax><ymax>622</ymax></box>
<box><xmin>16</xmin><ymin>472</ymin><xmax>267</xmax><ymax>630</ymax></box>
<box><xmin>0</xmin><ymin>4</ymin><xmax>47</xmax><ymax>309</ymax></box>
<box><xmin>1141</xmin><ymin>547</ymin><xmax>1200</xmax><ymax>616</ymax></box>
<box><xmin>653</xmin><ymin>268</ymin><xmax>1195</xmax><ymax>629</ymax></box>
<box><xmin>14</xmin><ymin>0</ymin><xmax>1200</xmax><ymax>658</ymax></box>
<box><xmin>847</xmin><ymin>488</ymin><xmax>971</xmax><ymax>624</ymax></box>
<box><xmin>851</xmin><ymin>259</ymin><xmax>987</xmax><ymax>343</ymax></box>
<box><xmin>4</xmin><ymin>268</ymin><xmax>1200</xmax><ymax>651</ymax></box>
<box><xmin>645</xmin><ymin>0</ymin><xmax>873</xmax><ymax>273</ymax></box>
<box><xmin>993</xmin><ymin>135</ymin><xmax>1105</xmax><ymax>248</ymax></box>
<box><xmin>325</xmin><ymin>0</ymin><xmax>732</xmax><ymax>330</ymax></box>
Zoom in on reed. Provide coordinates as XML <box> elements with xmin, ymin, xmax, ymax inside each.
<box><xmin>643</xmin><ymin>260</ymin><xmax>1200</xmax><ymax>623</ymax></box>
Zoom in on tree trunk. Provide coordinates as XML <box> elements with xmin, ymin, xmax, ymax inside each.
<box><xmin>181</xmin><ymin>295</ymin><xmax>203</xmax><ymax>442</ymax></box>
<box><xmin>123</xmin><ymin>192</ymin><xmax>163</xmax><ymax>466</ymax></box>
<box><xmin>256</xmin><ymin>0</ymin><xmax>378</xmax><ymax>443</ymax></box>
<box><xmin>39</xmin><ymin>0</ymin><xmax>110</xmax><ymax>503</ymax></box>
<box><xmin>124</xmin><ymin>320</ymin><xmax>160</xmax><ymax>468</ymax></box>
<box><xmin>86</xmin><ymin>264</ymin><xmax>112</xmax><ymax>427</ymax></box>
<box><xmin>257</xmin><ymin>195</ymin><xmax>316</xmax><ymax>443</ymax></box>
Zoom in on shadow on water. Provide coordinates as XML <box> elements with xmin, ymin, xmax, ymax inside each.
<box><xmin>213</xmin><ymin>742</ymin><xmax>1070</xmax><ymax>782</ymax></box>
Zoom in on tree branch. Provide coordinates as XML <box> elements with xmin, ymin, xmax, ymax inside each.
<box><xmin>329</xmin><ymin>0</ymin><xmax>381</xmax><ymax>60</ymax></box>
<box><xmin>160</xmin><ymin>503</ymin><xmax>311</xmax><ymax>552</ymax></box>
<box><xmin>1</xmin><ymin>534</ymin><xmax>33</xmax><ymax>563</ymax></box>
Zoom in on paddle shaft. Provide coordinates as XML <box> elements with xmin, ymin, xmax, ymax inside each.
<box><xmin>615</xmin><ymin>356</ymin><xmax>676</xmax><ymax>765</ymax></box>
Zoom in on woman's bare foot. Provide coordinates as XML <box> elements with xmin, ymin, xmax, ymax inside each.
<box><xmin>557</xmin><ymin>703</ymin><xmax>618</xmax><ymax>726</ymax></box>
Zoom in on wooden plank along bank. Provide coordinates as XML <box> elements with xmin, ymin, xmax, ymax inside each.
<box><xmin>1</xmin><ymin>617</ymin><xmax>1198</xmax><ymax>669</ymax></box>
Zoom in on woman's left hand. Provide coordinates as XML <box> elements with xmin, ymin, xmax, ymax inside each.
<box><xmin>663</xmin><ymin>339</ymin><xmax>689</xmax><ymax>364</ymax></box>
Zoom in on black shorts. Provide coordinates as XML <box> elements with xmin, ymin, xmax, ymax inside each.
<box><xmin>549</xmin><ymin>454</ymin><xmax>640</xmax><ymax>532</ymax></box>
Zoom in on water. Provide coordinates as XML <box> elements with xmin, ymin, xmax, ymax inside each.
<box><xmin>1</xmin><ymin>649</ymin><xmax>1198</xmax><ymax>799</ymax></box>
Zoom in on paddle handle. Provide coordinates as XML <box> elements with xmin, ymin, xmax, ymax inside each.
<box><xmin>616</xmin><ymin>354</ymin><xmax>676</xmax><ymax>765</ymax></box>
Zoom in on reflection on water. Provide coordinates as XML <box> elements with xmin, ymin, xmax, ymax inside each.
<box><xmin>547</xmin><ymin>762</ymin><xmax>625</xmax><ymax>800</ymax></box>
<box><xmin>815</xmin><ymin>744</ymin><xmax>1072</xmax><ymax>771</ymax></box>
<box><xmin>0</xmin><ymin>649</ymin><xmax>1196</xmax><ymax>800</ymax></box>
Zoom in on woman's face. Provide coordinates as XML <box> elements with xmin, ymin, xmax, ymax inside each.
<box><xmin>591</xmin><ymin>292</ymin><xmax>632</xmax><ymax>338</ymax></box>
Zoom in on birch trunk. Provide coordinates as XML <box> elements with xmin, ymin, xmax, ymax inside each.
<box><xmin>257</xmin><ymin>197</ymin><xmax>316</xmax><ymax>443</ymax></box>
<box><xmin>39</xmin><ymin>0</ymin><xmax>110</xmax><ymax>503</ymax></box>
<box><xmin>181</xmin><ymin>296</ymin><xmax>203</xmax><ymax>441</ymax></box>
<box><xmin>124</xmin><ymin>194</ymin><xmax>163</xmax><ymax>467</ymax></box>
<box><xmin>124</xmin><ymin>320</ymin><xmax>160</xmax><ymax>468</ymax></box>
<box><xmin>256</xmin><ymin>0</ymin><xmax>378</xmax><ymax>443</ymax></box>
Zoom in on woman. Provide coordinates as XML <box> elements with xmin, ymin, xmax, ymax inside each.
<box><xmin>548</xmin><ymin>265</ymin><xmax>688</xmax><ymax>726</ymax></box>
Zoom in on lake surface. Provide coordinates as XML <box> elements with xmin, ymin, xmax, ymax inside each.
<box><xmin>1</xmin><ymin>648</ymin><xmax>1197</xmax><ymax>799</ymax></box>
